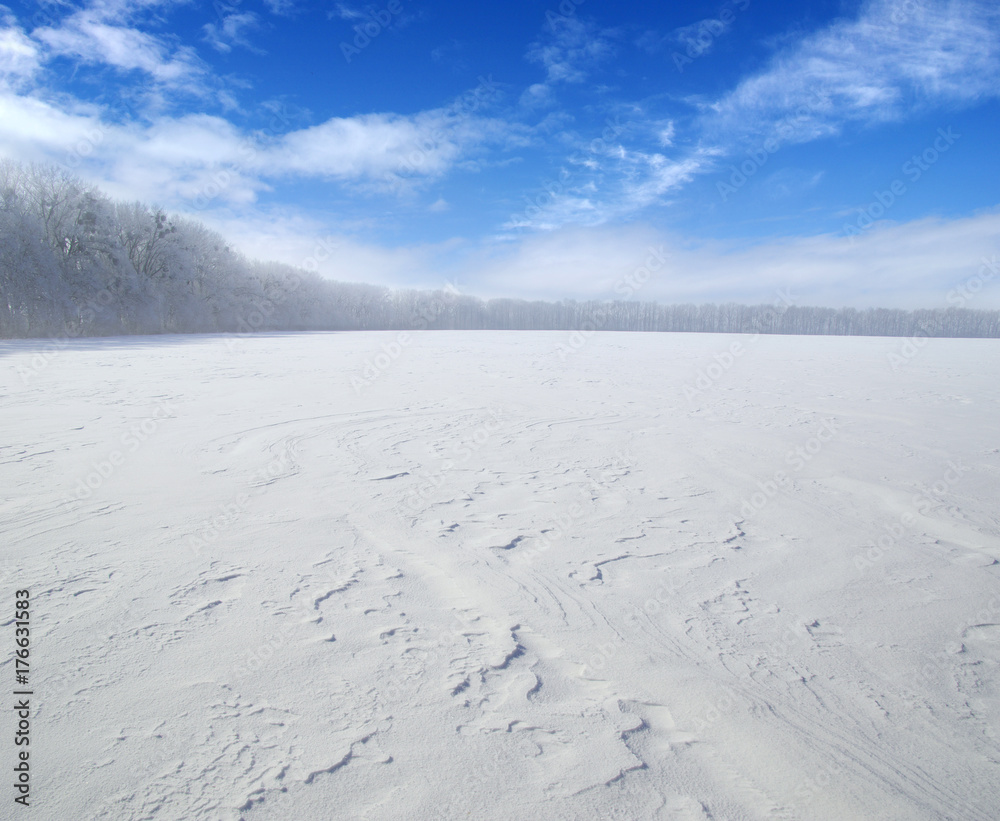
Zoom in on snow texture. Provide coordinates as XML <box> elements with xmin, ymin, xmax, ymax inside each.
<box><xmin>2</xmin><ymin>330</ymin><xmax>999</xmax><ymax>820</ymax></box>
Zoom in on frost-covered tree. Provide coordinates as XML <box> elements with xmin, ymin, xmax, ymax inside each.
<box><xmin>1</xmin><ymin>159</ymin><xmax>998</xmax><ymax>340</ymax></box>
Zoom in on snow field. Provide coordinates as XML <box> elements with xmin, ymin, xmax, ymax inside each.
<box><xmin>2</xmin><ymin>330</ymin><xmax>999</xmax><ymax>820</ymax></box>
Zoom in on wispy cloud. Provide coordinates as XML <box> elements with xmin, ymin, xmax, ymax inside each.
<box><xmin>520</xmin><ymin>0</ymin><xmax>1000</xmax><ymax>235</ymax></box>
<box><xmin>670</xmin><ymin>15</ymin><xmax>736</xmax><ymax>57</ymax></box>
<box><xmin>636</xmin><ymin>0</ymin><xmax>744</xmax><ymax>57</ymax></box>
<box><xmin>34</xmin><ymin>8</ymin><xmax>205</xmax><ymax>86</ymax></box>
<box><xmin>334</xmin><ymin>3</ymin><xmax>368</xmax><ymax>22</ymax></box>
<box><xmin>758</xmin><ymin>167</ymin><xmax>825</xmax><ymax>200</ymax></box>
<box><xmin>655</xmin><ymin>120</ymin><xmax>675</xmax><ymax>147</ymax></box>
<box><xmin>263</xmin><ymin>0</ymin><xmax>297</xmax><ymax>15</ymax></box>
<box><xmin>526</xmin><ymin>17</ymin><xmax>614</xmax><ymax>85</ymax></box>
<box><xmin>203</xmin><ymin>12</ymin><xmax>263</xmax><ymax>54</ymax></box>
<box><xmin>703</xmin><ymin>0</ymin><xmax>1000</xmax><ymax>147</ymax></box>
<box><xmin>505</xmin><ymin>143</ymin><xmax>704</xmax><ymax>233</ymax></box>
<box><xmin>617</xmin><ymin>151</ymin><xmax>703</xmax><ymax>212</ymax></box>
<box><xmin>519</xmin><ymin>82</ymin><xmax>555</xmax><ymax>110</ymax></box>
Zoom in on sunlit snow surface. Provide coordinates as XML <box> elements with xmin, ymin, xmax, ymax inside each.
<box><xmin>3</xmin><ymin>331</ymin><xmax>999</xmax><ymax>820</ymax></box>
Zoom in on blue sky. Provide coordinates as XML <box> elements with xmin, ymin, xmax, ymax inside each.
<box><xmin>1</xmin><ymin>0</ymin><xmax>998</xmax><ymax>308</ymax></box>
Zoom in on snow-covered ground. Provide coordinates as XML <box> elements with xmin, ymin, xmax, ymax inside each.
<box><xmin>3</xmin><ymin>330</ymin><xmax>999</xmax><ymax>820</ymax></box>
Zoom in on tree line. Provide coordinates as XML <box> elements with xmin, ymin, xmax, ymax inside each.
<box><xmin>2</xmin><ymin>160</ymin><xmax>998</xmax><ymax>340</ymax></box>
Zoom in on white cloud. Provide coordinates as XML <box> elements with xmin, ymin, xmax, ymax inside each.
<box><xmin>0</xmin><ymin>79</ymin><xmax>515</xmax><ymax>210</ymax></box>
<box><xmin>508</xmin><ymin>0</ymin><xmax>1000</xmax><ymax>239</ymax></box>
<box><xmin>758</xmin><ymin>168</ymin><xmax>825</xmax><ymax>200</ymax></box>
<box><xmin>703</xmin><ymin>0</ymin><xmax>1000</xmax><ymax>146</ymax></box>
<box><xmin>0</xmin><ymin>92</ymin><xmax>106</xmax><ymax>163</ymax></box>
<box><xmin>34</xmin><ymin>10</ymin><xmax>204</xmax><ymax>85</ymax></box>
<box><xmin>0</xmin><ymin>19</ymin><xmax>38</xmax><ymax>88</ymax></box>
<box><xmin>618</xmin><ymin>152</ymin><xmax>702</xmax><ymax>211</ymax></box>
<box><xmin>544</xmin><ymin>0</ymin><xmax>1000</xmax><ymax>233</ymax></box>
<box><xmin>201</xmin><ymin>209</ymin><xmax>462</xmax><ymax>290</ymax></box>
<box><xmin>635</xmin><ymin>29</ymin><xmax>668</xmax><ymax>54</ymax></box>
<box><xmin>264</xmin><ymin>0</ymin><xmax>297</xmax><ymax>15</ymax></box>
<box><xmin>334</xmin><ymin>4</ymin><xmax>368</xmax><ymax>22</ymax></box>
<box><xmin>526</xmin><ymin>17</ymin><xmax>614</xmax><ymax>85</ymax></box>
<box><xmin>0</xmin><ymin>89</ymin><xmax>263</xmax><ymax>204</ymax></box>
<box><xmin>203</xmin><ymin>12</ymin><xmax>262</xmax><ymax>54</ymax></box>
<box><xmin>519</xmin><ymin>82</ymin><xmax>555</xmax><ymax>110</ymax></box>
<box><xmin>472</xmin><ymin>223</ymin><xmax>665</xmax><ymax>299</ymax></box>
<box><xmin>671</xmin><ymin>15</ymin><xmax>735</xmax><ymax>58</ymax></box>
<box><xmin>657</xmin><ymin>121</ymin><xmax>676</xmax><ymax>147</ymax></box>
<box><xmin>205</xmin><ymin>208</ymin><xmax>1000</xmax><ymax>311</ymax></box>
<box><xmin>110</xmin><ymin>114</ymin><xmax>267</xmax><ymax>205</ymax></box>
<box><xmin>264</xmin><ymin>109</ymin><xmax>514</xmax><ymax>189</ymax></box>
<box><xmin>475</xmin><ymin>211</ymin><xmax>1000</xmax><ymax>309</ymax></box>
<box><xmin>681</xmin><ymin>211</ymin><xmax>1000</xmax><ymax>309</ymax></box>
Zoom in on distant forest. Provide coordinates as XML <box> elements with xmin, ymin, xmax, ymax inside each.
<box><xmin>2</xmin><ymin>160</ymin><xmax>998</xmax><ymax>340</ymax></box>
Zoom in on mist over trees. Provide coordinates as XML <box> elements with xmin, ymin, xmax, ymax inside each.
<box><xmin>2</xmin><ymin>160</ymin><xmax>998</xmax><ymax>341</ymax></box>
